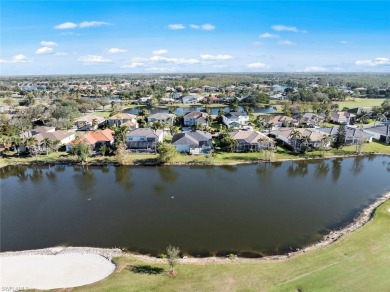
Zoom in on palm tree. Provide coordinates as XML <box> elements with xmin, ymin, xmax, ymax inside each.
<box><xmin>25</xmin><ymin>137</ymin><xmax>39</xmax><ymax>159</ymax></box>
<box><xmin>114</xmin><ymin>126</ymin><xmax>128</xmax><ymax>148</ymax></box>
<box><xmin>41</xmin><ymin>138</ymin><xmax>52</xmax><ymax>156</ymax></box>
<box><xmin>50</xmin><ymin>140</ymin><xmax>61</xmax><ymax>152</ymax></box>
<box><xmin>288</xmin><ymin>129</ymin><xmax>302</xmax><ymax>152</ymax></box>
<box><xmin>99</xmin><ymin>144</ymin><xmax>108</xmax><ymax>157</ymax></box>
<box><xmin>320</xmin><ymin>135</ymin><xmax>331</xmax><ymax>155</ymax></box>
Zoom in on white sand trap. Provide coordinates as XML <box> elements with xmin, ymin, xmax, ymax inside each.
<box><xmin>0</xmin><ymin>253</ymin><xmax>115</xmax><ymax>290</ymax></box>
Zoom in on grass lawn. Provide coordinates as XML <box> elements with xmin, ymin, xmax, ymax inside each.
<box><xmin>334</xmin><ymin>98</ymin><xmax>386</xmax><ymax>109</ymax></box>
<box><xmin>87</xmin><ymin>110</ymin><xmax>112</xmax><ymax>118</ymax></box>
<box><xmin>76</xmin><ymin>199</ymin><xmax>390</xmax><ymax>291</ymax></box>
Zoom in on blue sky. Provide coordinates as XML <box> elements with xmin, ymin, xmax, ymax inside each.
<box><xmin>1</xmin><ymin>0</ymin><xmax>389</xmax><ymax>75</ymax></box>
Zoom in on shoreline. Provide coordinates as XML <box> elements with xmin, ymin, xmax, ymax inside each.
<box><xmin>1</xmin><ymin>192</ymin><xmax>389</xmax><ymax>264</ymax></box>
<box><xmin>1</xmin><ymin>152</ymin><xmax>389</xmax><ymax>169</ymax></box>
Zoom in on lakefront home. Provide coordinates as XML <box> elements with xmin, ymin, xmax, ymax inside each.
<box><xmin>329</xmin><ymin>111</ymin><xmax>356</xmax><ymax>125</ymax></box>
<box><xmin>66</xmin><ymin>129</ymin><xmax>114</xmax><ymax>152</ymax></box>
<box><xmin>171</xmin><ymin>130</ymin><xmax>212</xmax><ymax>154</ymax></box>
<box><xmin>229</xmin><ymin>130</ymin><xmax>273</xmax><ymax>152</ymax></box>
<box><xmin>126</xmin><ymin>128</ymin><xmax>164</xmax><ymax>152</ymax></box>
<box><xmin>316</xmin><ymin>126</ymin><xmax>373</xmax><ymax>145</ymax></box>
<box><xmin>363</xmin><ymin>125</ymin><xmax>390</xmax><ymax>144</ymax></box>
<box><xmin>271</xmin><ymin>127</ymin><xmax>328</xmax><ymax>149</ymax></box>
<box><xmin>148</xmin><ymin>113</ymin><xmax>175</xmax><ymax>125</ymax></box>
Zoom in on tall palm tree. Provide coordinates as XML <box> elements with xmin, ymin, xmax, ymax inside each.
<box><xmin>288</xmin><ymin>129</ymin><xmax>302</xmax><ymax>151</ymax></box>
<box><xmin>41</xmin><ymin>138</ymin><xmax>52</xmax><ymax>156</ymax></box>
<box><xmin>114</xmin><ymin>126</ymin><xmax>128</xmax><ymax>148</ymax></box>
<box><xmin>25</xmin><ymin>137</ymin><xmax>39</xmax><ymax>159</ymax></box>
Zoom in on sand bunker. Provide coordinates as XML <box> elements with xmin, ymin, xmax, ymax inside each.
<box><xmin>0</xmin><ymin>253</ymin><xmax>115</xmax><ymax>290</ymax></box>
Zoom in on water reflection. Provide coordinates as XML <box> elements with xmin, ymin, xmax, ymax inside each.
<box><xmin>73</xmin><ymin>166</ymin><xmax>96</xmax><ymax>199</ymax></box>
<box><xmin>351</xmin><ymin>156</ymin><xmax>365</xmax><ymax>176</ymax></box>
<box><xmin>331</xmin><ymin>158</ymin><xmax>342</xmax><ymax>182</ymax></box>
<box><xmin>114</xmin><ymin>166</ymin><xmax>133</xmax><ymax>191</ymax></box>
<box><xmin>257</xmin><ymin>162</ymin><xmax>274</xmax><ymax>184</ymax></box>
<box><xmin>29</xmin><ymin>167</ymin><xmax>44</xmax><ymax>184</ymax></box>
<box><xmin>287</xmin><ymin>162</ymin><xmax>308</xmax><ymax>177</ymax></box>
<box><xmin>314</xmin><ymin>161</ymin><xmax>329</xmax><ymax>180</ymax></box>
<box><xmin>157</xmin><ymin>166</ymin><xmax>179</xmax><ymax>183</ymax></box>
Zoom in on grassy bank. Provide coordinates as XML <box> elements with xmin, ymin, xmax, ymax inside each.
<box><xmin>1</xmin><ymin>141</ymin><xmax>389</xmax><ymax>167</ymax></box>
<box><xmin>75</xmin><ymin>199</ymin><xmax>390</xmax><ymax>291</ymax></box>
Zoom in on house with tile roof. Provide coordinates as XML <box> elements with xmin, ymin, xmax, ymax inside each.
<box><xmin>271</xmin><ymin>127</ymin><xmax>329</xmax><ymax>149</ymax></box>
<box><xmin>183</xmin><ymin>111</ymin><xmax>209</xmax><ymax>127</ymax></box>
<box><xmin>108</xmin><ymin>113</ymin><xmax>137</xmax><ymax>127</ymax></box>
<box><xmin>74</xmin><ymin>115</ymin><xmax>106</xmax><ymax>131</ymax></box>
<box><xmin>363</xmin><ymin>125</ymin><xmax>390</xmax><ymax>144</ymax></box>
<box><xmin>66</xmin><ymin>129</ymin><xmax>114</xmax><ymax>151</ymax></box>
<box><xmin>229</xmin><ymin>130</ymin><xmax>273</xmax><ymax>152</ymax></box>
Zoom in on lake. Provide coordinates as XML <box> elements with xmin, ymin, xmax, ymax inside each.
<box><xmin>1</xmin><ymin>156</ymin><xmax>389</xmax><ymax>257</ymax></box>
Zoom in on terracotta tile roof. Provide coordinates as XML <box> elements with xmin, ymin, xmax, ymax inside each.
<box><xmin>109</xmin><ymin>113</ymin><xmax>136</xmax><ymax>120</ymax></box>
<box><xmin>70</xmin><ymin>129</ymin><xmax>114</xmax><ymax>146</ymax></box>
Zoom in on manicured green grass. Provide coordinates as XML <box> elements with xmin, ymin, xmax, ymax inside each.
<box><xmin>75</xmin><ymin>199</ymin><xmax>390</xmax><ymax>291</ymax></box>
<box><xmin>334</xmin><ymin>98</ymin><xmax>386</xmax><ymax>109</ymax></box>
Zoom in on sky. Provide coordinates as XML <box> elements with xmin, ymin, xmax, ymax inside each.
<box><xmin>1</xmin><ymin>0</ymin><xmax>389</xmax><ymax>75</ymax></box>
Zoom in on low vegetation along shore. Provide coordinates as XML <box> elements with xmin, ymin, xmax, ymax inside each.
<box><xmin>1</xmin><ymin>193</ymin><xmax>389</xmax><ymax>291</ymax></box>
<box><xmin>1</xmin><ymin>141</ymin><xmax>389</xmax><ymax>168</ymax></box>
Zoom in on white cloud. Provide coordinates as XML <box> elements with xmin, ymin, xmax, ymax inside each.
<box><xmin>36</xmin><ymin>47</ymin><xmax>54</xmax><ymax>54</ymax></box>
<box><xmin>54</xmin><ymin>52</ymin><xmax>68</xmax><ymax>56</ymax></box>
<box><xmin>340</xmin><ymin>40</ymin><xmax>349</xmax><ymax>44</ymax></box>
<box><xmin>108</xmin><ymin>48</ymin><xmax>127</xmax><ymax>54</ymax></box>
<box><xmin>200</xmin><ymin>24</ymin><xmax>215</xmax><ymax>31</ymax></box>
<box><xmin>247</xmin><ymin>62</ymin><xmax>269</xmax><ymax>68</ymax></box>
<box><xmin>1</xmin><ymin>54</ymin><xmax>33</xmax><ymax>63</ymax></box>
<box><xmin>54</xmin><ymin>22</ymin><xmax>78</xmax><ymax>29</ymax></box>
<box><xmin>168</xmin><ymin>24</ymin><xmax>186</xmax><ymax>30</ymax></box>
<box><xmin>150</xmin><ymin>55</ymin><xmax>199</xmax><ymax>64</ymax></box>
<box><xmin>200</xmin><ymin>54</ymin><xmax>233</xmax><ymax>61</ymax></box>
<box><xmin>189</xmin><ymin>23</ymin><xmax>215</xmax><ymax>30</ymax></box>
<box><xmin>272</xmin><ymin>25</ymin><xmax>307</xmax><ymax>33</ymax></box>
<box><xmin>121</xmin><ymin>62</ymin><xmax>145</xmax><ymax>68</ymax></box>
<box><xmin>40</xmin><ymin>41</ymin><xmax>57</xmax><ymax>47</ymax></box>
<box><xmin>153</xmin><ymin>49</ymin><xmax>168</xmax><ymax>55</ymax></box>
<box><xmin>77</xmin><ymin>55</ymin><xmax>112</xmax><ymax>64</ymax></box>
<box><xmin>278</xmin><ymin>40</ymin><xmax>296</xmax><ymax>46</ymax></box>
<box><xmin>259</xmin><ymin>33</ymin><xmax>279</xmax><ymax>38</ymax></box>
<box><xmin>304</xmin><ymin>66</ymin><xmax>327</xmax><ymax>72</ymax></box>
<box><xmin>54</xmin><ymin>21</ymin><xmax>110</xmax><ymax>30</ymax></box>
<box><xmin>212</xmin><ymin>64</ymin><xmax>228</xmax><ymax>68</ymax></box>
<box><xmin>79</xmin><ymin>21</ymin><xmax>111</xmax><ymax>28</ymax></box>
<box><xmin>355</xmin><ymin>57</ymin><xmax>390</xmax><ymax>66</ymax></box>
<box><xmin>253</xmin><ymin>41</ymin><xmax>263</xmax><ymax>45</ymax></box>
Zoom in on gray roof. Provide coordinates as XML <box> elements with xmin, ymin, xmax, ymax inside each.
<box><xmin>364</xmin><ymin>125</ymin><xmax>390</xmax><ymax>136</ymax></box>
<box><xmin>127</xmin><ymin>128</ymin><xmax>158</xmax><ymax>138</ymax></box>
<box><xmin>172</xmin><ymin>131</ymin><xmax>212</xmax><ymax>147</ymax></box>
<box><xmin>318</xmin><ymin>126</ymin><xmax>373</xmax><ymax>139</ymax></box>
<box><xmin>224</xmin><ymin>112</ymin><xmax>247</xmax><ymax>118</ymax></box>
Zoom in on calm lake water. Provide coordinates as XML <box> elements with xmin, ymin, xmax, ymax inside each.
<box><xmin>1</xmin><ymin>156</ymin><xmax>389</xmax><ymax>257</ymax></box>
<box><xmin>125</xmin><ymin>105</ymin><xmax>275</xmax><ymax>116</ymax></box>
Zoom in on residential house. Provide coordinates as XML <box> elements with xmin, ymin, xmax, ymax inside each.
<box><xmin>222</xmin><ymin>112</ymin><xmax>250</xmax><ymax>129</ymax></box>
<box><xmin>229</xmin><ymin>130</ymin><xmax>273</xmax><ymax>152</ymax></box>
<box><xmin>182</xmin><ymin>95</ymin><xmax>198</xmax><ymax>104</ymax></box>
<box><xmin>316</xmin><ymin>126</ymin><xmax>373</xmax><ymax>145</ymax></box>
<box><xmin>363</xmin><ymin>125</ymin><xmax>390</xmax><ymax>144</ymax></box>
<box><xmin>107</xmin><ymin>113</ymin><xmax>137</xmax><ymax>127</ymax></box>
<box><xmin>74</xmin><ymin>115</ymin><xmax>106</xmax><ymax>131</ymax></box>
<box><xmin>121</xmin><ymin>120</ymin><xmax>139</xmax><ymax>131</ymax></box>
<box><xmin>299</xmin><ymin>113</ymin><xmax>325</xmax><ymax>127</ymax></box>
<box><xmin>148</xmin><ymin>113</ymin><xmax>175</xmax><ymax>126</ymax></box>
<box><xmin>126</xmin><ymin>128</ymin><xmax>163</xmax><ymax>152</ymax></box>
<box><xmin>171</xmin><ymin>130</ymin><xmax>212</xmax><ymax>154</ymax></box>
<box><xmin>262</xmin><ymin>115</ymin><xmax>298</xmax><ymax>129</ymax></box>
<box><xmin>183</xmin><ymin>111</ymin><xmax>209</xmax><ymax>127</ymax></box>
<box><xmin>329</xmin><ymin>111</ymin><xmax>356</xmax><ymax>125</ymax></box>
<box><xmin>271</xmin><ymin>127</ymin><xmax>328</xmax><ymax>149</ymax></box>
<box><xmin>66</xmin><ymin>129</ymin><xmax>114</xmax><ymax>152</ymax></box>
